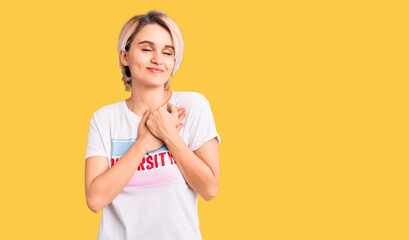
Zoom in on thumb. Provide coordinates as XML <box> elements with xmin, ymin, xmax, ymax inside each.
<box><xmin>168</xmin><ymin>102</ymin><xmax>177</xmax><ymax>115</ymax></box>
<box><xmin>141</xmin><ymin>110</ymin><xmax>150</xmax><ymax>124</ymax></box>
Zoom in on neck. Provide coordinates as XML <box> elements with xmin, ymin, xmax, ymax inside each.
<box><xmin>126</xmin><ymin>83</ymin><xmax>172</xmax><ymax>117</ymax></box>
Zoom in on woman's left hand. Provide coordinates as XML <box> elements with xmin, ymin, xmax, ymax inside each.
<box><xmin>146</xmin><ymin>102</ymin><xmax>185</xmax><ymax>141</ymax></box>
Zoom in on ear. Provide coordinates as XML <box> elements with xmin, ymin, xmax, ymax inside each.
<box><xmin>120</xmin><ymin>50</ymin><xmax>129</xmax><ymax>66</ymax></box>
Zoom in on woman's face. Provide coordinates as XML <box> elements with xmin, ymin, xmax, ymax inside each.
<box><xmin>122</xmin><ymin>23</ymin><xmax>175</xmax><ymax>89</ymax></box>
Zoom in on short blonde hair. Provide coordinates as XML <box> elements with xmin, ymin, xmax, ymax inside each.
<box><xmin>117</xmin><ymin>10</ymin><xmax>184</xmax><ymax>91</ymax></box>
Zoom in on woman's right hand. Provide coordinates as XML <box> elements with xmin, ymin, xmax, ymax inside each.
<box><xmin>138</xmin><ymin>107</ymin><xmax>186</xmax><ymax>153</ymax></box>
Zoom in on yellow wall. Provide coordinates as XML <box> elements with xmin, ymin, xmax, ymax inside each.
<box><xmin>0</xmin><ymin>0</ymin><xmax>408</xmax><ymax>239</ymax></box>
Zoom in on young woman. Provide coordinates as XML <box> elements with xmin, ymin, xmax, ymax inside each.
<box><xmin>84</xmin><ymin>10</ymin><xmax>221</xmax><ymax>239</ymax></box>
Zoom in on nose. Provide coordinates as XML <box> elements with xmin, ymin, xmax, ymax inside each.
<box><xmin>151</xmin><ymin>51</ymin><xmax>163</xmax><ymax>65</ymax></box>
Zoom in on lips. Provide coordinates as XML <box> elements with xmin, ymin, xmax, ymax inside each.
<box><xmin>147</xmin><ymin>68</ymin><xmax>164</xmax><ymax>73</ymax></box>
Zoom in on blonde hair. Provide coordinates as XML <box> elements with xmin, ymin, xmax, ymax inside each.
<box><xmin>117</xmin><ymin>10</ymin><xmax>184</xmax><ymax>91</ymax></box>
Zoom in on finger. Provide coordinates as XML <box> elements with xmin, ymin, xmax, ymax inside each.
<box><xmin>177</xmin><ymin>112</ymin><xmax>186</xmax><ymax>122</ymax></box>
<box><xmin>159</xmin><ymin>106</ymin><xmax>169</xmax><ymax>114</ymax></box>
<box><xmin>146</xmin><ymin>119</ymin><xmax>151</xmax><ymax>129</ymax></box>
<box><xmin>178</xmin><ymin>113</ymin><xmax>186</xmax><ymax>121</ymax></box>
<box><xmin>176</xmin><ymin>123</ymin><xmax>184</xmax><ymax>131</ymax></box>
<box><xmin>177</xmin><ymin>107</ymin><xmax>185</xmax><ymax>115</ymax></box>
<box><xmin>141</xmin><ymin>110</ymin><xmax>150</xmax><ymax>124</ymax></box>
<box><xmin>168</xmin><ymin>102</ymin><xmax>178</xmax><ymax>115</ymax></box>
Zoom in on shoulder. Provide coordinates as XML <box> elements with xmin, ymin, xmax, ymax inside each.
<box><xmin>91</xmin><ymin>100</ymin><xmax>123</xmax><ymax>121</ymax></box>
<box><xmin>172</xmin><ymin>91</ymin><xmax>210</xmax><ymax>109</ymax></box>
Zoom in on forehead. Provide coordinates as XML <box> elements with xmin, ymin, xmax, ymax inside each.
<box><xmin>133</xmin><ymin>23</ymin><xmax>174</xmax><ymax>47</ymax></box>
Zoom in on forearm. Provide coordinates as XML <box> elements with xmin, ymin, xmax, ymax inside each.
<box><xmin>163</xmin><ymin>132</ymin><xmax>216</xmax><ymax>200</ymax></box>
<box><xmin>89</xmin><ymin>138</ymin><xmax>147</xmax><ymax>212</ymax></box>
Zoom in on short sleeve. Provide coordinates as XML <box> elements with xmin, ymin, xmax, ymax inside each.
<box><xmin>85</xmin><ymin>114</ymin><xmax>108</xmax><ymax>160</ymax></box>
<box><xmin>188</xmin><ymin>99</ymin><xmax>221</xmax><ymax>152</ymax></box>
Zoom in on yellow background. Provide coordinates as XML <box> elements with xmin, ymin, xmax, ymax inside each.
<box><xmin>1</xmin><ymin>0</ymin><xmax>408</xmax><ymax>239</ymax></box>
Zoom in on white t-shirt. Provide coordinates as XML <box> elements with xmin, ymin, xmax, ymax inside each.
<box><xmin>85</xmin><ymin>91</ymin><xmax>221</xmax><ymax>240</ymax></box>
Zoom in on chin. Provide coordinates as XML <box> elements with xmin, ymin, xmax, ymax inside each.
<box><xmin>145</xmin><ymin>80</ymin><xmax>168</xmax><ymax>88</ymax></box>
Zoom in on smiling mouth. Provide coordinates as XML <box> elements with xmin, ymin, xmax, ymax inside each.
<box><xmin>147</xmin><ymin>68</ymin><xmax>164</xmax><ymax>73</ymax></box>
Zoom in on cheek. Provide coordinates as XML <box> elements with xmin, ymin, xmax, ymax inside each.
<box><xmin>166</xmin><ymin>59</ymin><xmax>175</xmax><ymax>70</ymax></box>
<box><xmin>131</xmin><ymin>54</ymin><xmax>149</xmax><ymax>67</ymax></box>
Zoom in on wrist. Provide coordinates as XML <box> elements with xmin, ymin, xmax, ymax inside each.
<box><xmin>134</xmin><ymin>135</ymin><xmax>149</xmax><ymax>155</ymax></box>
<box><xmin>163</xmin><ymin>130</ymin><xmax>179</xmax><ymax>145</ymax></box>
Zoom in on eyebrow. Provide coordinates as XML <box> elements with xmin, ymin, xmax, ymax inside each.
<box><xmin>138</xmin><ymin>40</ymin><xmax>175</xmax><ymax>51</ymax></box>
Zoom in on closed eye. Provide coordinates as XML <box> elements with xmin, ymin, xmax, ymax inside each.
<box><xmin>143</xmin><ymin>49</ymin><xmax>172</xmax><ymax>56</ymax></box>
